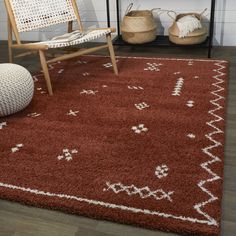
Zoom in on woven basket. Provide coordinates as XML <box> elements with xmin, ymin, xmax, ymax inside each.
<box><xmin>168</xmin><ymin>9</ymin><xmax>208</xmax><ymax>45</ymax></box>
<box><xmin>121</xmin><ymin>4</ymin><xmax>158</xmax><ymax>44</ymax></box>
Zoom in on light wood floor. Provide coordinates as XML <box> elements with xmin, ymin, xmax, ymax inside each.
<box><xmin>0</xmin><ymin>42</ymin><xmax>235</xmax><ymax>236</ymax></box>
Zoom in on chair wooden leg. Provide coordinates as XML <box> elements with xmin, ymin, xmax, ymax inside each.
<box><xmin>106</xmin><ymin>34</ymin><xmax>118</xmax><ymax>75</ymax></box>
<box><xmin>39</xmin><ymin>50</ymin><xmax>53</xmax><ymax>96</ymax></box>
<box><xmin>7</xmin><ymin>17</ymin><xmax>13</xmax><ymax>63</ymax></box>
<box><xmin>8</xmin><ymin>45</ymin><xmax>13</xmax><ymax>64</ymax></box>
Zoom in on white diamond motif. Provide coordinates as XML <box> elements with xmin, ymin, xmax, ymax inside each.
<box><xmin>155</xmin><ymin>164</ymin><xmax>169</xmax><ymax>179</ymax></box>
<box><xmin>57</xmin><ymin>148</ymin><xmax>78</xmax><ymax>161</ymax></box>
<box><xmin>103</xmin><ymin>182</ymin><xmax>174</xmax><ymax>202</ymax></box>
<box><xmin>132</xmin><ymin>124</ymin><xmax>148</xmax><ymax>134</ymax></box>
<box><xmin>144</xmin><ymin>62</ymin><xmax>162</xmax><ymax>71</ymax></box>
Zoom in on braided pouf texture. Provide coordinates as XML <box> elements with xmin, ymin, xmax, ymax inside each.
<box><xmin>0</xmin><ymin>64</ymin><xmax>34</xmax><ymax>117</ymax></box>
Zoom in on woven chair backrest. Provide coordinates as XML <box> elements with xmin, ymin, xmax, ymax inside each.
<box><xmin>7</xmin><ymin>0</ymin><xmax>78</xmax><ymax>32</ymax></box>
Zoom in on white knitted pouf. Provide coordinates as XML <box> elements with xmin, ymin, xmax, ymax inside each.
<box><xmin>0</xmin><ymin>64</ymin><xmax>34</xmax><ymax>117</ymax></box>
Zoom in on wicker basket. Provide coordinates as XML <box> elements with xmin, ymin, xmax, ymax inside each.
<box><xmin>121</xmin><ymin>4</ymin><xmax>159</xmax><ymax>44</ymax></box>
<box><xmin>168</xmin><ymin>10</ymin><xmax>208</xmax><ymax>45</ymax></box>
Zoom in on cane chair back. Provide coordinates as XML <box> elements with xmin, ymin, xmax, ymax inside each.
<box><xmin>5</xmin><ymin>0</ymin><xmax>81</xmax><ymax>32</ymax></box>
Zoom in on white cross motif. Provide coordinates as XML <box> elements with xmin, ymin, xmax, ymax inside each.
<box><xmin>76</xmin><ymin>60</ymin><xmax>87</xmax><ymax>64</ymax></box>
<box><xmin>32</xmin><ymin>75</ymin><xmax>38</xmax><ymax>82</ymax></box>
<box><xmin>48</xmin><ymin>63</ymin><xmax>57</xmax><ymax>71</ymax></box>
<box><xmin>11</xmin><ymin>144</ymin><xmax>24</xmax><ymax>153</ymax></box>
<box><xmin>0</xmin><ymin>122</ymin><xmax>7</xmax><ymax>130</ymax></box>
<box><xmin>27</xmin><ymin>112</ymin><xmax>41</xmax><ymax>118</ymax></box>
<box><xmin>103</xmin><ymin>60</ymin><xmax>118</xmax><ymax>68</ymax></box>
<box><xmin>188</xmin><ymin>61</ymin><xmax>194</xmax><ymax>66</ymax></box>
<box><xmin>187</xmin><ymin>133</ymin><xmax>196</xmax><ymax>139</ymax></box>
<box><xmin>132</xmin><ymin>124</ymin><xmax>148</xmax><ymax>134</ymax></box>
<box><xmin>172</xmin><ymin>77</ymin><xmax>184</xmax><ymax>96</ymax></box>
<box><xmin>135</xmin><ymin>102</ymin><xmax>150</xmax><ymax>110</ymax></box>
<box><xmin>67</xmin><ymin>110</ymin><xmax>79</xmax><ymax>117</ymax></box>
<box><xmin>36</xmin><ymin>87</ymin><xmax>46</xmax><ymax>94</ymax></box>
<box><xmin>128</xmin><ymin>86</ymin><xmax>144</xmax><ymax>90</ymax></box>
<box><xmin>144</xmin><ymin>62</ymin><xmax>162</xmax><ymax>72</ymax></box>
<box><xmin>155</xmin><ymin>164</ymin><xmax>169</xmax><ymax>179</ymax></box>
<box><xmin>186</xmin><ymin>100</ymin><xmax>195</xmax><ymax>108</ymax></box>
<box><xmin>80</xmin><ymin>89</ymin><xmax>98</xmax><ymax>95</ymax></box>
<box><xmin>82</xmin><ymin>72</ymin><xmax>90</xmax><ymax>77</ymax></box>
<box><xmin>174</xmin><ymin>71</ymin><xmax>181</xmax><ymax>75</ymax></box>
<box><xmin>58</xmin><ymin>69</ymin><xmax>64</xmax><ymax>74</ymax></box>
<box><xmin>57</xmin><ymin>148</ymin><xmax>78</xmax><ymax>161</ymax></box>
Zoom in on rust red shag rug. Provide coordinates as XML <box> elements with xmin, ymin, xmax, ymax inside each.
<box><xmin>0</xmin><ymin>56</ymin><xmax>229</xmax><ymax>236</ymax></box>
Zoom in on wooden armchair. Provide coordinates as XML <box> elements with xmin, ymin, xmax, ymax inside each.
<box><xmin>4</xmin><ymin>0</ymin><xmax>118</xmax><ymax>95</ymax></box>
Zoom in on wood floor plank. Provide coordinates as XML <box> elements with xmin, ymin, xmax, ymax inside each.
<box><xmin>0</xmin><ymin>211</ymin><xmax>77</xmax><ymax>236</ymax></box>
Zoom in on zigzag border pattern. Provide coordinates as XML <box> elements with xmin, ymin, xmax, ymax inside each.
<box><xmin>193</xmin><ymin>62</ymin><xmax>226</xmax><ymax>226</ymax></box>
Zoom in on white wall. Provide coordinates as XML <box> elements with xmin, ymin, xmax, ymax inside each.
<box><xmin>0</xmin><ymin>0</ymin><xmax>235</xmax><ymax>46</ymax></box>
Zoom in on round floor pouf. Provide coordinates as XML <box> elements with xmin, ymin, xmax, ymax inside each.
<box><xmin>0</xmin><ymin>64</ymin><xmax>34</xmax><ymax>117</ymax></box>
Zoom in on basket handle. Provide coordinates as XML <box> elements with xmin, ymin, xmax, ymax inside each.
<box><xmin>167</xmin><ymin>10</ymin><xmax>177</xmax><ymax>21</ymax></box>
<box><xmin>153</xmin><ymin>9</ymin><xmax>170</xmax><ymax>17</ymax></box>
<box><xmin>199</xmin><ymin>8</ymin><xmax>208</xmax><ymax>19</ymax></box>
<box><xmin>125</xmin><ymin>3</ymin><xmax>134</xmax><ymax>15</ymax></box>
<box><xmin>151</xmin><ymin>8</ymin><xmax>161</xmax><ymax>13</ymax></box>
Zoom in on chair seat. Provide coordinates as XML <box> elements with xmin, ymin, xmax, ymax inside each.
<box><xmin>35</xmin><ymin>29</ymin><xmax>111</xmax><ymax>49</ymax></box>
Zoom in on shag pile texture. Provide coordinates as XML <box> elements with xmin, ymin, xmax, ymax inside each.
<box><xmin>0</xmin><ymin>56</ymin><xmax>229</xmax><ymax>236</ymax></box>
